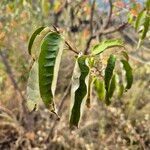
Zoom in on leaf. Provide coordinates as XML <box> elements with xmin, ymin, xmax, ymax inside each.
<box><xmin>86</xmin><ymin>75</ymin><xmax>93</xmax><ymax>108</ymax></box>
<box><xmin>104</xmin><ymin>54</ymin><xmax>116</xmax><ymax>91</ymax></box>
<box><xmin>141</xmin><ymin>15</ymin><xmax>150</xmax><ymax>40</ymax></box>
<box><xmin>26</xmin><ymin>62</ymin><xmax>41</xmax><ymax>111</ymax></box>
<box><xmin>104</xmin><ymin>55</ymin><xmax>116</xmax><ymax>105</ymax></box>
<box><xmin>135</xmin><ymin>10</ymin><xmax>146</xmax><ymax>31</ymax></box>
<box><xmin>92</xmin><ymin>39</ymin><xmax>123</xmax><ymax>55</ymax></box>
<box><xmin>38</xmin><ymin>32</ymin><xmax>64</xmax><ymax>111</ymax></box>
<box><xmin>30</xmin><ymin>27</ymin><xmax>51</xmax><ymax>60</ymax></box>
<box><xmin>108</xmin><ymin>74</ymin><xmax>117</xmax><ymax>98</ymax></box>
<box><xmin>94</xmin><ymin>77</ymin><xmax>106</xmax><ymax>101</ymax></box>
<box><xmin>70</xmin><ymin>55</ymin><xmax>90</xmax><ymax>127</ymax></box>
<box><xmin>121</xmin><ymin>59</ymin><xmax>133</xmax><ymax>90</ymax></box>
<box><xmin>28</xmin><ymin>27</ymin><xmax>45</xmax><ymax>55</ymax></box>
<box><xmin>118</xmin><ymin>84</ymin><xmax>124</xmax><ymax>98</ymax></box>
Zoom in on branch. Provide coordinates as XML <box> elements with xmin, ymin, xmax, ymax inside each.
<box><xmin>84</xmin><ymin>0</ymin><xmax>96</xmax><ymax>55</ymax></box>
<box><xmin>90</xmin><ymin>0</ymin><xmax>96</xmax><ymax>34</ymax></box>
<box><xmin>83</xmin><ymin>22</ymin><xmax>128</xmax><ymax>54</ymax></box>
<box><xmin>53</xmin><ymin>25</ymin><xmax>79</xmax><ymax>54</ymax></box>
<box><xmin>0</xmin><ymin>50</ymin><xmax>27</xmax><ymax>122</ymax></box>
<box><xmin>104</xmin><ymin>0</ymin><xmax>113</xmax><ymax>29</ymax></box>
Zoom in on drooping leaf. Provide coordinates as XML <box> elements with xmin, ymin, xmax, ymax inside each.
<box><xmin>26</xmin><ymin>62</ymin><xmax>41</xmax><ymax>111</ymax></box>
<box><xmin>104</xmin><ymin>54</ymin><xmax>116</xmax><ymax>91</ymax></box>
<box><xmin>28</xmin><ymin>26</ymin><xmax>45</xmax><ymax>55</ymax></box>
<box><xmin>141</xmin><ymin>15</ymin><xmax>150</xmax><ymax>40</ymax></box>
<box><xmin>38</xmin><ymin>32</ymin><xmax>64</xmax><ymax>111</ymax></box>
<box><xmin>121</xmin><ymin>59</ymin><xmax>133</xmax><ymax>90</ymax></box>
<box><xmin>94</xmin><ymin>77</ymin><xmax>106</xmax><ymax>101</ymax></box>
<box><xmin>92</xmin><ymin>39</ymin><xmax>123</xmax><ymax>55</ymax></box>
<box><xmin>118</xmin><ymin>84</ymin><xmax>124</xmax><ymax>98</ymax></box>
<box><xmin>108</xmin><ymin>74</ymin><xmax>117</xmax><ymax>98</ymax></box>
<box><xmin>86</xmin><ymin>75</ymin><xmax>93</xmax><ymax>108</ymax></box>
<box><xmin>70</xmin><ymin>55</ymin><xmax>90</xmax><ymax>127</ymax></box>
<box><xmin>104</xmin><ymin>55</ymin><xmax>116</xmax><ymax>105</ymax></box>
<box><xmin>30</xmin><ymin>27</ymin><xmax>51</xmax><ymax>60</ymax></box>
<box><xmin>135</xmin><ymin>10</ymin><xmax>146</xmax><ymax>31</ymax></box>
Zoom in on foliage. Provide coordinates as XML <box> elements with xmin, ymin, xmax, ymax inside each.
<box><xmin>26</xmin><ymin>26</ymin><xmax>133</xmax><ymax>127</ymax></box>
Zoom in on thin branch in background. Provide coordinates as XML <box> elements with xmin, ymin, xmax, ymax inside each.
<box><xmin>102</xmin><ymin>22</ymin><xmax>128</xmax><ymax>35</ymax></box>
<box><xmin>46</xmin><ymin>82</ymin><xmax>71</xmax><ymax>142</ymax></box>
<box><xmin>84</xmin><ymin>0</ymin><xmax>96</xmax><ymax>55</ymax></box>
<box><xmin>0</xmin><ymin>50</ymin><xmax>27</xmax><ymax>122</ymax></box>
<box><xmin>104</xmin><ymin>0</ymin><xmax>113</xmax><ymax>29</ymax></box>
<box><xmin>90</xmin><ymin>0</ymin><xmax>96</xmax><ymax>35</ymax></box>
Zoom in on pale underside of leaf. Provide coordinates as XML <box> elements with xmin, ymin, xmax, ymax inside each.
<box><xmin>31</xmin><ymin>27</ymin><xmax>51</xmax><ymax>60</ymax></box>
<box><xmin>26</xmin><ymin>62</ymin><xmax>42</xmax><ymax>111</ymax></box>
<box><xmin>28</xmin><ymin>26</ymin><xmax>45</xmax><ymax>55</ymax></box>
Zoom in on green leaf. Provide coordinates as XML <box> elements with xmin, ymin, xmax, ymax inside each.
<box><xmin>121</xmin><ymin>59</ymin><xmax>133</xmax><ymax>90</ymax></box>
<box><xmin>28</xmin><ymin>27</ymin><xmax>45</xmax><ymax>55</ymax></box>
<box><xmin>30</xmin><ymin>27</ymin><xmax>51</xmax><ymax>60</ymax></box>
<box><xmin>108</xmin><ymin>74</ymin><xmax>117</xmax><ymax>98</ymax></box>
<box><xmin>141</xmin><ymin>15</ymin><xmax>150</xmax><ymax>40</ymax></box>
<box><xmin>86</xmin><ymin>76</ymin><xmax>93</xmax><ymax>108</ymax></box>
<box><xmin>92</xmin><ymin>39</ymin><xmax>123</xmax><ymax>55</ymax></box>
<box><xmin>118</xmin><ymin>84</ymin><xmax>124</xmax><ymax>98</ymax></box>
<box><xmin>94</xmin><ymin>77</ymin><xmax>106</xmax><ymax>101</ymax></box>
<box><xmin>38</xmin><ymin>32</ymin><xmax>64</xmax><ymax>111</ymax></box>
<box><xmin>26</xmin><ymin>62</ymin><xmax>41</xmax><ymax>111</ymax></box>
<box><xmin>104</xmin><ymin>54</ymin><xmax>116</xmax><ymax>91</ymax></box>
<box><xmin>104</xmin><ymin>55</ymin><xmax>116</xmax><ymax>105</ymax></box>
<box><xmin>70</xmin><ymin>55</ymin><xmax>90</xmax><ymax>127</ymax></box>
<box><xmin>135</xmin><ymin>10</ymin><xmax>146</xmax><ymax>31</ymax></box>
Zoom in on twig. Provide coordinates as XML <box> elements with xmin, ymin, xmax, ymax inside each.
<box><xmin>46</xmin><ymin>82</ymin><xmax>71</xmax><ymax>142</ymax></box>
<box><xmin>104</xmin><ymin>0</ymin><xmax>113</xmax><ymax>29</ymax></box>
<box><xmin>84</xmin><ymin>22</ymin><xmax>128</xmax><ymax>54</ymax></box>
<box><xmin>90</xmin><ymin>0</ymin><xmax>96</xmax><ymax>35</ymax></box>
<box><xmin>84</xmin><ymin>0</ymin><xmax>96</xmax><ymax>55</ymax></box>
<box><xmin>53</xmin><ymin>25</ymin><xmax>79</xmax><ymax>54</ymax></box>
<box><xmin>0</xmin><ymin>50</ymin><xmax>27</xmax><ymax>122</ymax></box>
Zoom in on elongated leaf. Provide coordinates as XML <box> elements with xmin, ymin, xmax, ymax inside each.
<box><xmin>121</xmin><ymin>59</ymin><xmax>133</xmax><ymax>90</ymax></box>
<box><xmin>94</xmin><ymin>77</ymin><xmax>106</xmax><ymax>101</ymax></box>
<box><xmin>118</xmin><ymin>84</ymin><xmax>124</xmax><ymax>98</ymax></box>
<box><xmin>26</xmin><ymin>62</ymin><xmax>41</xmax><ymax>111</ymax></box>
<box><xmin>104</xmin><ymin>55</ymin><xmax>116</xmax><ymax>105</ymax></box>
<box><xmin>38</xmin><ymin>32</ymin><xmax>64</xmax><ymax>111</ymax></box>
<box><xmin>141</xmin><ymin>15</ymin><xmax>150</xmax><ymax>40</ymax></box>
<box><xmin>135</xmin><ymin>10</ymin><xmax>146</xmax><ymax>31</ymax></box>
<box><xmin>30</xmin><ymin>27</ymin><xmax>51</xmax><ymax>60</ymax></box>
<box><xmin>70</xmin><ymin>56</ymin><xmax>90</xmax><ymax>127</ymax></box>
<box><xmin>108</xmin><ymin>74</ymin><xmax>117</xmax><ymax>98</ymax></box>
<box><xmin>104</xmin><ymin>54</ymin><xmax>116</xmax><ymax>91</ymax></box>
<box><xmin>92</xmin><ymin>39</ymin><xmax>123</xmax><ymax>55</ymax></box>
<box><xmin>28</xmin><ymin>27</ymin><xmax>45</xmax><ymax>55</ymax></box>
<box><xmin>86</xmin><ymin>75</ymin><xmax>93</xmax><ymax>108</ymax></box>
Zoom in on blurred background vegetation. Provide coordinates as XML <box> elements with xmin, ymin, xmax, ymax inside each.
<box><xmin>0</xmin><ymin>0</ymin><xmax>149</xmax><ymax>149</ymax></box>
